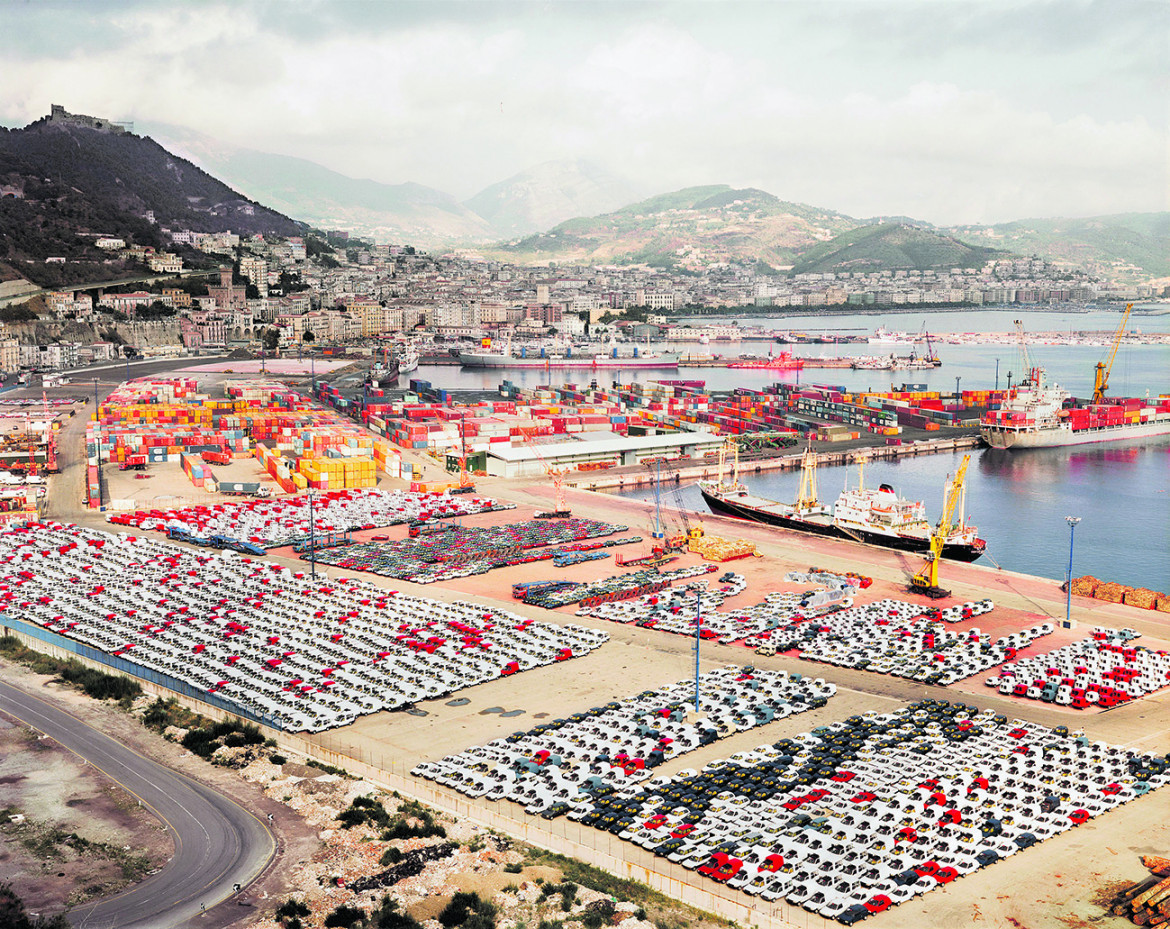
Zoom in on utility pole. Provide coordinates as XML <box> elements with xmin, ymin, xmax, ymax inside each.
<box><xmin>309</xmin><ymin>490</ymin><xmax>316</xmax><ymax>580</ymax></box>
<box><xmin>693</xmin><ymin>586</ymin><xmax>702</xmax><ymax>712</ymax></box>
<box><xmin>92</xmin><ymin>378</ymin><xmax>102</xmax><ymax>508</ymax></box>
<box><xmin>1064</xmin><ymin>516</ymin><xmax>1080</xmax><ymax>627</ymax></box>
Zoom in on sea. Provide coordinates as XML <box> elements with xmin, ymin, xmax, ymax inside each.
<box><xmin>412</xmin><ymin>308</ymin><xmax>1170</xmax><ymax>591</ymax></box>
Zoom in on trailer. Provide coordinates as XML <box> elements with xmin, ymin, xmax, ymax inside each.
<box><xmin>200</xmin><ymin>449</ymin><xmax>232</xmax><ymax>466</ymax></box>
<box><xmin>216</xmin><ymin>482</ymin><xmax>270</xmax><ymax>498</ymax></box>
<box><xmin>119</xmin><ymin>454</ymin><xmax>148</xmax><ymax>471</ymax></box>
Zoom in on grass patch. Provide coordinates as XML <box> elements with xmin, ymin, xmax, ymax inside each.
<box><xmin>0</xmin><ymin>635</ymin><xmax>141</xmax><ymax>706</ymax></box>
<box><xmin>525</xmin><ymin>851</ymin><xmax>675</xmax><ymax>910</ymax></box>
<box><xmin>12</xmin><ymin>817</ymin><xmax>152</xmax><ymax>880</ymax></box>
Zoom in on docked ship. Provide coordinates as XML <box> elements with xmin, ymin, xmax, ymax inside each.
<box><xmin>726</xmin><ymin>351</ymin><xmax>804</xmax><ymax>371</ymax></box>
<box><xmin>697</xmin><ymin>445</ymin><xmax>986</xmax><ymax>561</ymax></box>
<box><xmin>457</xmin><ymin>345</ymin><xmax>679</xmax><ymax>369</ymax></box>
<box><xmin>980</xmin><ymin>308</ymin><xmax>1170</xmax><ymax>449</ymax></box>
<box><xmin>979</xmin><ymin>366</ymin><xmax>1170</xmax><ymax>449</ymax></box>
<box><xmin>396</xmin><ymin>345</ymin><xmax>420</xmax><ymax>375</ymax></box>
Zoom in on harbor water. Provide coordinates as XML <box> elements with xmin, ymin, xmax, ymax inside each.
<box><xmin>613</xmin><ymin>441</ymin><xmax>1170</xmax><ymax>592</ymax></box>
<box><xmin>413</xmin><ymin>308</ymin><xmax>1169</xmax><ymax>591</ymax></box>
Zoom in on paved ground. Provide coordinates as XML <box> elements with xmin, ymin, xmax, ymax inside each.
<box><xmin>19</xmin><ymin>365</ymin><xmax>1170</xmax><ymax>929</ymax></box>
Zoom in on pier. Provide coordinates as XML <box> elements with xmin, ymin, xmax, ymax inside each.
<box><xmin>571</xmin><ymin>433</ymin><xmax>984</xmax><ymax>491</ymax></box>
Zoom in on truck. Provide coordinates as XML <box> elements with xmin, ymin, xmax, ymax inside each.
<box><xmin>119</xmin><ymin>454</ymin><xmax>148</xmax><ymax>471</ymax></box>
<box><xmin>200</xmin><ymin>449</ymin><xmax>232</xmax><ymax>466</ymax></box>
<box><xmin>216</xmin><ymin>482</ymin><xmax>270</xmax><ymax>497</ymax></box>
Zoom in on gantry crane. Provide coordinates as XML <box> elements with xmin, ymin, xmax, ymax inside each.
<box><xmin>1092</xmin><ymin>303</ymin><xmax>1133</xmax><ymax>403</ymax></box>
<box><xmin>909</xmin><ymin>453</ymin><xmax>971</xmax><ymax>599</ymax></box>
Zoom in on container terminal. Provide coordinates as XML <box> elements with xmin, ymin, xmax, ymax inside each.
<box><xmin>0</xmin><ymin>361</ymin><xmax>1167</xmax><ymax>929</ymax></box>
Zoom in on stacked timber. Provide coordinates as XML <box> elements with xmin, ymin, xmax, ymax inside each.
<box><xmin>1071</xmin><ymin>575</ymin><xmax>1100</xmax><ymax>597</ymax></box>
<box><xmin>1111</xmin><ymin>857</ymin><xmax>1170</xmax><ymax>925</ymax></box>
<box><xmin>1125</xmin><ymin>587</ymin><xmax>1160</xmax><ymax>609</ymax></box>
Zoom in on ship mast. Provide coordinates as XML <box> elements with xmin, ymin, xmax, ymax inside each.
<box><xmin>796</xmin><ymin>443</ymin><xmax>819</xmax><ymax>512</ymax></box>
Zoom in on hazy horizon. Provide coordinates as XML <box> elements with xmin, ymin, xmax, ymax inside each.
<box><xmin>3</xmin><ymin>0</ymin><xmax>1166</xmax><ymax>227</ymax></box>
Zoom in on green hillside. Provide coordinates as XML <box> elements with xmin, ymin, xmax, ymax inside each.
<box><xmin>790</xmin><ymin>224</ymin><xmax>1004</xmax><ymax>274</ymax></box>
<box><xmin>945</xmin><ymin>213</ymin><xmax>1170</xmax><ymax>278</ymax></box>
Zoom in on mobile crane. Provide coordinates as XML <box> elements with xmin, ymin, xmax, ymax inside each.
<box><xmin>909</xmin><ymin>453</ymin><xmax>971</xmax><ymax>599</ymax></box>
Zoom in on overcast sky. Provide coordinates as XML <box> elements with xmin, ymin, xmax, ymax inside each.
<box><xmin>3</xmin><ymin>0</ymin><xmax>1166</xmax><ymax>225</ymax></box>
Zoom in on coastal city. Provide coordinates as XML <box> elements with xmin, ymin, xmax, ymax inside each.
<box><xmin>1</xmin><ymin>6</ymin><xmax>1168</xmax><ymax>929</ymax></box>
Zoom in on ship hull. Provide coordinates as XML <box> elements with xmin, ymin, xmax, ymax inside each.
<box><xmin>698</xmin><ymin>485</ymin><xmax>985</xmax><ymax>562</ymax></box>
<box><xmin>458</xmin><ymin>351</ymin><xmax>679</xmax><ymax>369</ymax></box>
<box><xmin>981</xmin><ymin>419</ymin><xmax>1170</xmax><ymax>449</ymax></box>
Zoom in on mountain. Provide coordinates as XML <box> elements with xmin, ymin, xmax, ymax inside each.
<box><xmin>486</xmin><ymin>185</ymin><xmax>862</xmax><ymax>270</ymax></box>
<box><xmin>790</xmin><ymin>223</ymin><xmax>1005</xmax><ymax>275</ymax></box>
<box><xmin>0</xmin><ymin>108</ymin><xmax>300</xmax><ymax>287</ymax></box>
<box><xmin>463</xmin><ymin>160</ymin><xmax>643</xmax><ymax>237</ymax></box>
<box><xmin>146</xmin><ymin>124</ymin><xmax>493</xmax><ymax>244</ymax></box>
<box><xmin>942</xmin><ymin>213</ymin><xmax>1170</xmax><ymax>279</ymax></box>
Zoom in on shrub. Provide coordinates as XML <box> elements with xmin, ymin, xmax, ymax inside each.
<box><xmin>438</xmin><ymin>892</ymin><xmax>497</xmax><ymax>929</ymax></box>
<box><xmin>324</xmin><ymin>904</ymin><xmax>366</xmax><ymax>928</ymax></box>
<box><xmin>270</xmin><ymin>753</ymin><xmax>287</xmax><ymax>766</ymax></box>
<box><xmin>380</xmin><ymin>846</ymin><xmax>403</xmax><ymax>866</ymax></box>
<box><xmin>276</xmin><ymin>898</ymin><xmax>311</xmax><ymax>926</ymax></box>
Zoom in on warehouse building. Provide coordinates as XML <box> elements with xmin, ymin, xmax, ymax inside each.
<box><xmin>484</xmin><ymin>431</ymin><xmax>724</xmax><ymax>479</ymax></box>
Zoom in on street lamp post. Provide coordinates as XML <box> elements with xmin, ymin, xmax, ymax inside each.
<box><xmin>955</xmin><ymin>375</ymin><xmax>961</xmax><ymax>398</ymax></box>
<box><xmin>92</xmin><ymin>378</ymin><xmax>102</xmax><ymax>509</ymax></box>
<box><xmin>693</xmin><ymin>586</ymin><xmax>702</xmax><ymax>712</ymax></box>
<box><xmin>1064</xmin><ymin>516</ymin><xmax>1080</xmax><ymax>627</ymax></box>
<box><xmin>995</xmin><ymin>358</ymin><xmax>999</xmax><ymax>391</ymax></box>
<box><xmin>309</xmin><ymin>490</ymin><xmax>316</xmax><ymax>580</ymax></box>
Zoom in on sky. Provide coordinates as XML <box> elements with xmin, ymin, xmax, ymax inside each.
<box><xmin>2</xmin><ymin>0</ymin><xmax>1166</xmax><ymax>225</ymax></box>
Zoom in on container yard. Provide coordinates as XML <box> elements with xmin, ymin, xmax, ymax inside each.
<box><xmin>87</xmin><ymin>378</ymin><xmax>415</xmax><ymax>509</ymax></box>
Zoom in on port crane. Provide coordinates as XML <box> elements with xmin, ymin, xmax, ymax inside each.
<box><xmin>909</xmin><ymin>453</ymin><xmax>971</xmax><ymax>599</ymax></box>
<box><xmin>1091</xmin><ymin>302</ymin><xmax>1134</xmax><ymax>403</ymax></box>
<box><xmin>519</xmin><ymin>426</ymin><xmax>569</xmax><ymax>518</ymax></box>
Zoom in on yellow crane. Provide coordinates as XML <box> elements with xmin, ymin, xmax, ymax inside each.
<box><xmin>910</xmin><ymin>453</ymin><xmax>971</xmax><ymax>598</ymax></box>
<box><xmin>1092</xmin><ymin>303</ymin><xmax>1133</xmax><ymax>403</ymax></box>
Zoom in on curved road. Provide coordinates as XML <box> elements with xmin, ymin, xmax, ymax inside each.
<box><xmin>0</xmin><ymin>679</ymin><xmax>274</xmax><ymax>929</ymax></box>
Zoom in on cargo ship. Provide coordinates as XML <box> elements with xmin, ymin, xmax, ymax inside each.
<box><xmin>979</xmin><ymin>367</ymin><xmax>1170</xmax><ymax>449</ymax></box>
<box><xmin>457</xmin><ymin>347</ymin><xmax>679</xmax><ymax>369</ymax></box>
<box><xmin>697</xmin><ymin>445</ymin><xmax>986</xmax><ymax>561</ymax></box>
<box><xmin>982</xmin><ymin>306</ymin><xmax>1170</xmax><ymax>449</ymax></box>
<box><xmin>726</xmin><ymin>351</ymin><xmax>804</xmax><ymax>370</ymax></box>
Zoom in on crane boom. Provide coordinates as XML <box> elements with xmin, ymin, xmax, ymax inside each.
<box><xmin>1092</xmin><ymin>303</ymin><xmax>1133</xmax><ymax>403</ymax></box>
<box><xmin>910</xmin><ymin>453</ymin><xmax>971</xmax><ymax>597</ymax></box>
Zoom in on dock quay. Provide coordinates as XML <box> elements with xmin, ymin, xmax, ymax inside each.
<box><xmin>571</xmin><ymin>433</ymin><xmax>984</xmax><ymax>491</ymax></box>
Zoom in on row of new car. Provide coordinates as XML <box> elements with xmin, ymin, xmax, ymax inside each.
<box><xmin>108</xmin><ymin>488</ymin><xmax>514</xmax><ymax>547</ymax></box>
<box><xmin>0</xmin><ymin>522</ymin><xmax>607</xmax><ymax>731</ymax></box>
<box><xmin>412</xmin><ymin>666</ymin><xmax>836</xmax><ymax>816</ymax></box>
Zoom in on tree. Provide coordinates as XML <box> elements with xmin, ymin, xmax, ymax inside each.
<box><xmin>301</xmin><ymin>329</ymin><xmax>315</xmax><ymax>344</ymax></box>
<box><xmin>262</xmin><ymin>328</ymin><xmax>281</xmax><ymax>352</ymax></box>
<box><xmin>245</xmin><ymin>282</ymin><xmax>261</xmax><ymax>300</ymax></box>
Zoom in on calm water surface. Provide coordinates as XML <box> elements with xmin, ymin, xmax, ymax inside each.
<box><xmin>416</xmin><ymin>310</ymin><xmax>1169</xmax><ymax>591</ymax></box>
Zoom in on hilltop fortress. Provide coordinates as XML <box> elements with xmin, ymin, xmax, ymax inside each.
<box><xmin>48</xmin><ymin>104</ymin><xmax>132</xmax><ymax>134</ymax></box>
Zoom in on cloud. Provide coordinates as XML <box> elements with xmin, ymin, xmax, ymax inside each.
<box><xmin>0</xmin><ymin>1</ymin><xmax>1164</xmax><ymax>225</ymax></box>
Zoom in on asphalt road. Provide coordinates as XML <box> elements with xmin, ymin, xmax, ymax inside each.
<box><xmin>0</xmin><ymin>679</ymin><xmax>275</xmax><ymax>929</ymax></box>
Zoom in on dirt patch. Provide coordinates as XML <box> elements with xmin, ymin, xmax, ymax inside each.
<box><xmin>0</xmin><ymin>713</ymin><xmax>171</xmax><ymax>916</ymax></box>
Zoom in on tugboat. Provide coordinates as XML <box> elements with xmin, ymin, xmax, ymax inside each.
<box><xmin>697</xmin><ymin>443</ymin><xmax>985</xmax><ymax>561</ymax></box>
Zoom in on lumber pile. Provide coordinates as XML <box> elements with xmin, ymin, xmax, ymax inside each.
<box><xmin>1111</xmin><ymin>857</ymin><xmax>1170</xmax><ymax>925</ymax></box>
<box><xmin>1125</xmin><ymin>587</ymin><xmax>1160</xmax><ymax>609</ymax></box>
<box><xmin>1070</xmin><ymin>575</ymin><xmax>1100</xmax><ymax>597</ymax></box>
<box><xmin>1073</xmin><ymin>576</ymin><xmax>1168</xmax><ymax>612</ymax></box>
